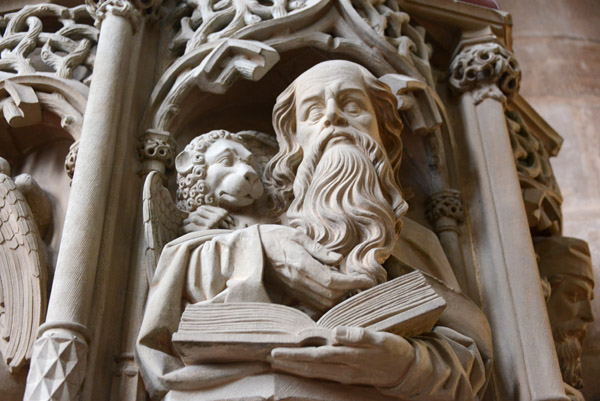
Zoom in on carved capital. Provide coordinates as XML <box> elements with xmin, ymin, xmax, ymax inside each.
<box><xmin>137</xmin><ymin>130</ymin><xmax>176</xmax><ymax>174</ymax></box>
<box><xmin>86</xmin><ymin>0</ymin><xmax>162</xmax><ymax>32</ymax></box>
<box><xmin>426</xmin><ymin>189</ymin><xmax>465</xmax><ymax>232</ymax></box>
<box><xmin>24</xmin><ymin>328</ymin><xmax>88</xmax><ymax>401</ymax></box>
<box><xmin>449</xmin><ymin>43</ymin><xmax>521</xmax><ymax>105</ymax></box>
<box><xmin>64</xmin><ymin>140</ymin><xmax>79</xmax><ymax>181</ymax></box>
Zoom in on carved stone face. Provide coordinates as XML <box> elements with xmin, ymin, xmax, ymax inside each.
<box><xmin>203</xmin><ymin>139</ymin><xmax>264</xmax><ymax>209</ymax></box>
<box><xmin>270</xmin><ymin>60</ymin><xmax>408</xmax><ymax>287</ymax></box>
<box><xmin>547</xmin><ymin>276</ymin><xmax>594</xmax><ymax>331</ymax></box>
<box><xmin>547</xmin><ymin>274</ymin><xmax>594</xmax><ymax>388</ymax></box>
<box><xmin>293</xmin><ymin>61</ymin><xmax>383</xmax><ymax>151</ymax></box>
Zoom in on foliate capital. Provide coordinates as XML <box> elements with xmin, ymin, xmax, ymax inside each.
<box><xmin>65</xmin><ymin>140</ymin><xmax>79</xmax><ymax>180</ymax></box>
<box><xmin>426</xmin><ymin>189</ymin><xmax>465</xmax><ymax>233</ymax></box>
<box><xmin>137</xmin><ymin>130</ymin><xmax>177</xmax><ymax>174</ymax></box>
<box><xmin>449</xmin><ymin>43</ymin><xmax>521</xmax><ymax>105</ymax></box>
<box><xmin>86</xmin><ymin>0</ymin><xmax>163</xmax><ymax>32</ymax></box>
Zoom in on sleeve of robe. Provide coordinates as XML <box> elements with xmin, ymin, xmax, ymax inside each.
<box><xmin>377</xmin><ymin>326</ymin><xmax>489</xmax><ymax>400</ymax></box>
<box><xmin>137</xmin><ymin>220</ymin><xmax>494</xmax><ymax>400</ymax></box>
<box><xmin>135</xmin><ymin>226</ymin><xmax>272</xmax><ymax>400</ymax></box>
<box><xmin>379</xmin><ymin>217</ymin><xmax>494</xmax><ymax>400</ymax></box>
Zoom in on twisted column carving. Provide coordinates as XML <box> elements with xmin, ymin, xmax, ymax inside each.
<box><xmin>449</xmin><ymin>43</ymin><xmax>521</xmax><ymax>106</ymax></box>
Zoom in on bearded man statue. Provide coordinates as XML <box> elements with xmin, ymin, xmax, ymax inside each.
<box><xmin>535</xmin><ymin>237</ymin><xmax>595</xmax><ymax>400</ymax></box>
<box><xmin>265</xmin><ymin>62</ymin><xmax>407</xmax><ymax>289</ymax></box>
<box><xmin>137</xmin><ymin>60</ymin><xmax>492</xmax><ymax>401</ymax></box>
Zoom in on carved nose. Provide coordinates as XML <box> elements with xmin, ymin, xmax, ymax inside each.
<box><xmin>324</xmin><ymin>99</ymin><xmax>347</xmax><ymax>127</ymax></box>
<box><xmin>244</xmin><ymin>169</ymin><xmax>258</xmax><ymax>183</ymax></box>
<box><xmin>579</xmin><ymin>300</ymin><xmax>594</xmax><ymax>323</ymax></box>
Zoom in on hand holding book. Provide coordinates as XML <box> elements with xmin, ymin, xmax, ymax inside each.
<box><xmin>173</xmin><ymin>270</ymin><xmax>446</xmax><ymax>367</ymax></box>
<box><xmin>270</xmin><ymin>326</ymin><xmax>416</xmax><ymax>387</ymax></box>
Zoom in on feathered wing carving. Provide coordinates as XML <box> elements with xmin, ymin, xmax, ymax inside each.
<box><xmin>143</xmin><ymin>171</ymin><xmax>188</xmax><ymax>283</ymax></box>
<box><xmin>0</xmin><ymin>172</ymin><xmax>47</xmax><ymax>372</ymax></box>
<box><xmin>237</xmin><ymin>130</ymin><xmax>279</xmax><ymax>177</ymax></box>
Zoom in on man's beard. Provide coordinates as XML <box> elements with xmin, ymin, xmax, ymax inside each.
<box><xmin>286</xmin><ymin>127</ymin><xmax>405</xmax><ymax>288</ymax></box>
<box><xmin>553</xmin><ymin>319</ymin><xmax>587</xmax><ymax>389</ymax></box>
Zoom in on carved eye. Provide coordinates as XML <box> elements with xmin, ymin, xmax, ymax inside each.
<box><xmin>306</xmin><ymin>105</ymin><xmax>324</xmax><ymax>121</ymax></box>
<box><xmin>343</xmin><ymin>100</ymin><xmax>361</xmax><ymax>114</ymax></box>
<box><xmin>568</xmin><ymin>290</ymin><xmax>584</xmax><ymax>303</ymax></box>
<box><xmin>218</xmin><ymin>155</ymin><xmax>233</xmax><ymax>166</ymax></box>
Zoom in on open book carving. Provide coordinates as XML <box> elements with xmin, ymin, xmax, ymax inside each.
<box><xmin>173</xmin><ymin>270</ymin><xmax>446</xmax><ymax>365</ymax></box>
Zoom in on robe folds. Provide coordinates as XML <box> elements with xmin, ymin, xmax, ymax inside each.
<box><xmin>136</xmin><ymin>220</ymin><xmax>493</xmax><ymax>401</ymax></box>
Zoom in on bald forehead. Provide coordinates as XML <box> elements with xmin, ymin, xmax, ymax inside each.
<box><xmin>293</xmin><ymin>62</ymin><xmax>374</xmax><ymax>110</ymax></box>
<box><xmin>294</xmin><ymin>61</ymin><xmax>372</xmax><ymax>87</ymax></box>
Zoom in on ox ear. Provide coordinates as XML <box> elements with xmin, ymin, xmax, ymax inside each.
<box><xmin>175</xmin><ymin>151</ymin><xmax>193</xmax><ymax>174</ymax></box>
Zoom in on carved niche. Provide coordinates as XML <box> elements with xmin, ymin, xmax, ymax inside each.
<box><xmin>131</xmin><ymin>0</ymin><xmax>494</xmax><ymax>395</ymax></box>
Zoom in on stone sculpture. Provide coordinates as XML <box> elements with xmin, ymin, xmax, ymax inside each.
<box><xmin>142</xmin><ymin>129</ymin><xmax>274</xmax><ymax>281</ymax></box>
<box><xmin>535</xmin><ymin>236</ymin><xmax>595</xmax><ymax>401</ymax></box>
<box><xmin>136</xmin><ymin>60</ymin><xmax>492</xmax><ymax>401</ymax></box>
<box><xmin>175</xmin><ymin>130</ymin><xmax>266</xmax><ymax>231</ymax></box>
<box><xmin>0</xmin><ymin>157</ymin><xmax>49</xmax><ymax>373</ymax></box>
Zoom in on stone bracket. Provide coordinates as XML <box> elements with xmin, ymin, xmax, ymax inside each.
<box><xmin>0</xmin><ymin>80</ymin><xmax>42</xmax><ymax>128</ymax></box>
<box><xmin>192</xmin><ymin>39</ymin><xmax>280</xmax><ymax>95</ymax></box>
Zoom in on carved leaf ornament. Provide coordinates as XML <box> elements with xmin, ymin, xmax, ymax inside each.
<box><xmin>149</xmin><ymin>0</ymin><xmax>433</xmax><ymax>135</ymax></box>
<box><xmin>349</xmin><ymin>0</ymin><xmax>432</xmax><ymax>83</ymax></box>
<box><xmin>0</xmin><ymin>164</ymin><xmax>47</xmax><ymax>372</ymax></box>
<box><xmin>0</xmin><ymin>4</ymin><xmax>99</xmax><ymax>85</ymax></box>
<box><xmin>507</xmin><ymin>111</ymin><xmax>562</xmax><ymax>235</ymax></box>
<box><xmin>170</xmin><ymin>0</ymin><xmax>317</xmax><ymax>56</ymax></box>
<box><xmin>449</xmin><ymin>43</ymin><xmax>521</xmax><ymax>104</ymax></box>
<box><xmin>168</xmin><ymin>0</ymin><xmax>431</xmax><ymax>80</ymax></box>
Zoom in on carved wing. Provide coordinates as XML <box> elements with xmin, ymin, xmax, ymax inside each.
<box><xmin>143</xmin><ymin>171</ymin><xmax>188</xmax><ymax>283</ymax></box>
<box><xmin>0</xmin><ymin>172</ymin><xmax>47</xmax><ymax>372</ymax></box>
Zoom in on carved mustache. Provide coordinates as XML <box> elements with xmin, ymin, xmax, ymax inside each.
<box><xmin>308</xmin><ymin>126</ymin><xmax>382</xmax><ymax>165</ymax></box>
<box><xmin>555</xmin><ymin>319</ymin><xmax>588</xmax><ymax>345</ymax></box>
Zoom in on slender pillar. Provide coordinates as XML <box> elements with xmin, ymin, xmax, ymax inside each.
<box><xmin>108</xmin><ymin>129</ymin><xmax>176</xmax><ymax>401</ymax></box>
<box><xmin>449</xmin><ymin>39</ymin><xmax>568</xmax><ymax>401</ymax></box>
<box><xmin>24</xmin><ymin>2</ymin><xmax>143</xmax><ymax>400</ymax></box>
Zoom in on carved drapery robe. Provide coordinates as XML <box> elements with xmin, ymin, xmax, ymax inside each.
<box><xmin>136</xmin><ymin>219</ymin><xmax>492</xmax><ymax>400</ymax></box>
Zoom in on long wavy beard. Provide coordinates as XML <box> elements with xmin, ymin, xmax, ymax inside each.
<box><xmin>287</xmin><ymin>128</ymin><xmax>404</xmax><ymax>287</ymax></box>
<box><xmin>553</xmin><ymin>319</ymin><xmax>586</xmax><ymax>389</ymax></box>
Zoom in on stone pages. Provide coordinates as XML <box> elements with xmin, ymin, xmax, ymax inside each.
<box><xmin>172</xmin><ymin>270</ymin><xmax>446</xmax><ymax>365</ymax></box>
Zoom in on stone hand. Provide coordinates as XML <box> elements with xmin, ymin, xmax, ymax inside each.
<box><xmin>182</xmin><ymin>205</ymin><xmax>234</xmax><ymax>232</ymax></box>
<box><xmin>270</xmin><ymin>327</ymin><xmax>414</xmax><ymax>387</ymax></box>
<box><xmin>259</xmin><ymin>225</ymin><xmax>373</xmax><ymax>312</ymax></box>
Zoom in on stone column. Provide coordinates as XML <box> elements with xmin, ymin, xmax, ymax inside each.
<box><xmin>425</xmin><ymin>188</ymin><xmax>467</xmax><ymax>283</ymax></box>
<box><xmin>449</xmin><ymin>39</ymin><xmax>568</xmax><ymax>401</ymax></box>
<box><xmin>107</xmin><ymin>129</ymin><xmax>176</xmax><ymax>401</ymax></box>
<box><xmin>23</xmin><ymin>2</ymin><xmax>148</xmax><ymax>400</ymax></box>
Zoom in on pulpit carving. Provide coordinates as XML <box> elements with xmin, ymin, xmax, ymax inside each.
<box><xmin>507</xmin><ymin>110</ymin><xmax>562</xmax><ymax>236</ymax></box>
<box><xmin>449</xmin><ymin>42</ymin><xmax>521</xmax><ymax>105</ymax></box>
<box><xmin>534</xmin><ymin>237</ymin><xmax>595</xmax><ymax>401</ymax></box>
<box><xmin>136</xmin><ymin>60</ymin><xmax>492</xmax><ymax>401</ymax></box>
<box><xmin>0</xmin><ymin>4</ymin><xmax>98</xmax><ymax>85</ymax></box>
<box><xmin>0</xmin><ymin>157</ymin><xmax>49</xmax><ymax>373</ymax></box>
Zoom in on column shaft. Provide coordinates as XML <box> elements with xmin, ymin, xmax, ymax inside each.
<box><xmin>460</xmin><ymin>93</ymin><xmax>567</xmax><ymax>400</ymax></box>
<box><xmin>24</xmin><ymin>11</ymin><xmax>137</xmax><ymax>401</ymax></box>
